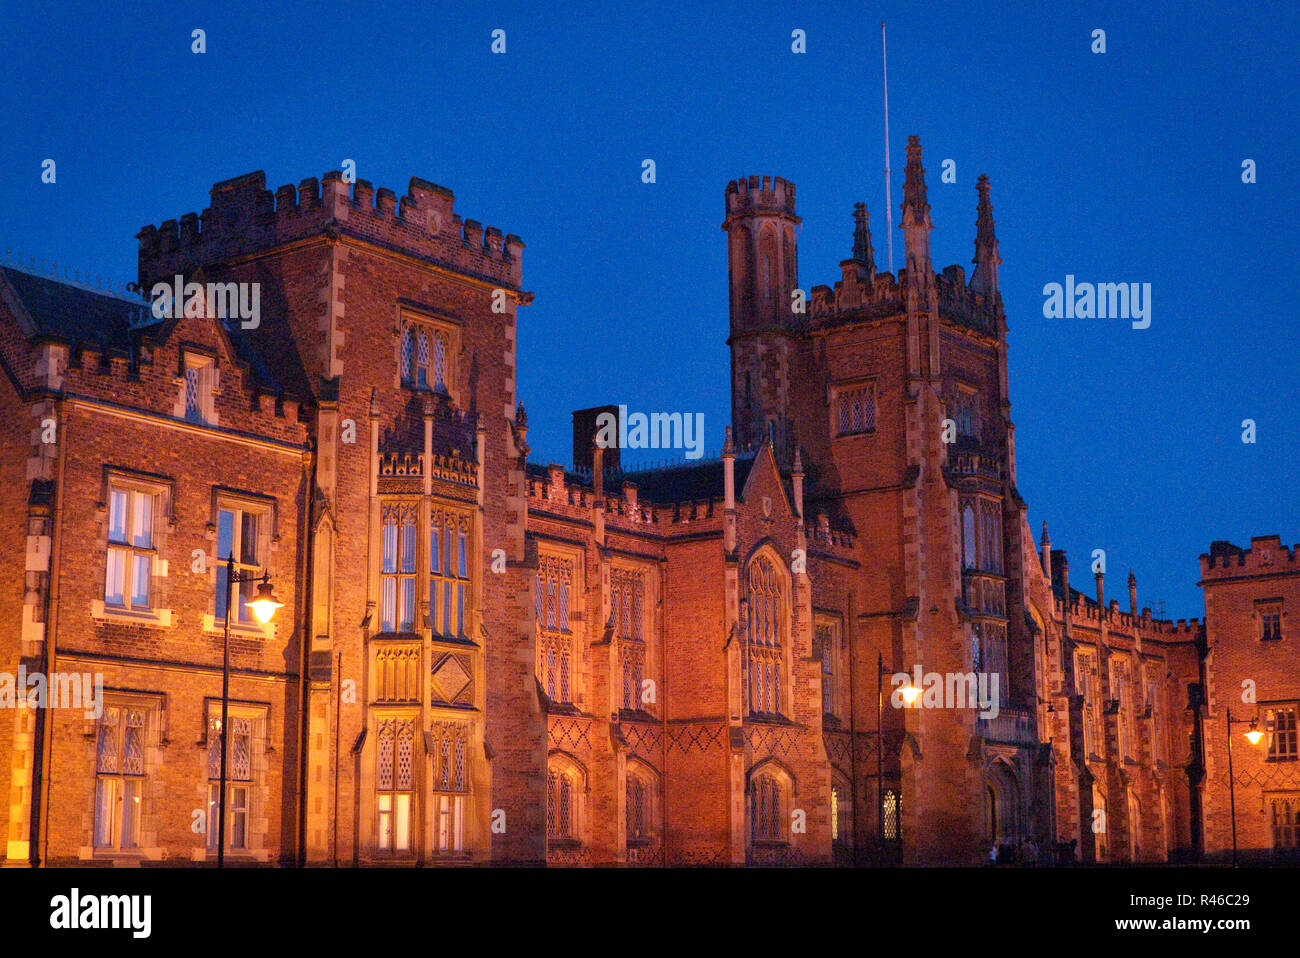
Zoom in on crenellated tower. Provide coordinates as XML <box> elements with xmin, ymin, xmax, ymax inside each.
<box><xmin>723</xmin><ymin>175</ymin><xmax>800</xmax><ymax>459</ymax></box>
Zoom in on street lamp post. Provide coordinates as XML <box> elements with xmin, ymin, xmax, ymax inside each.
<box><xmin>217</xmin><ymin>558</ymin><xmax>282</xmax><ymax>868</ymax></box>
<box><xmin>1225</xmin><ymin>708</ymin><xmax>1263</xmax><ymax>868</ymax></box>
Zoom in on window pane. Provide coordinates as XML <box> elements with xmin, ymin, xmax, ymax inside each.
<box><xmin>457</xmin><ymin>583</ymin><xmax>465</xmax><ymax>637</ymax></box>
<box><xmin>132</xmin><ymin>492</ymin><xmax>153</xmax><ymax>548</ymax></box>
<box><xmin>400</xmin><ymin>577</ymin><xmax>415</xmax><ymax>632</ymax></box>
<box><xmin>94</xmin><ymin>778</ymin><xmax>116</xmax><ymax>847</ymax></box>
<box><xmin>400</xmin><ymin>325</ymin><xmax>413</xmax><ymax>381</ymax></box>
<box><xmin>381</xmin><ymin>579</ymin><xmax>396</xmax><ymax>633</ymax></box>
<box><xmin>240</xmin><ymin>513</ymin><xmax>258</xmax><ymax>565</ymax></box>
<box><xmin>217</xmin><ymin>509</ymin><xmax>235</xmax><ymax>562</ymax></box>
<box><xmin>396</xmin><ymin>794</ymin><xmax>411</xmax><ymax>851</ymax></box>
<box><xmin>105</xmin><ymin>547</ymin><xmax>126</xmax><ymax>606</ymax></box>
<box><xmin>457</xmin><ymin>530</ymin><xmax>467</xmax><ymax>578</ymax></box>
<box><xmin>207</xmin><ymin>783</ymin><xmax>220</xmax><ymax>848</ymax></box>
<box><xmin>121</xmin><ymin>779</ymin><xmax>139</xmax><ymax>848</ymax></box>
<box><xmin>131</xmin><ymin>554</ymin><xmax>150</xmax><ymax>608</ymax></box>
<box><xmin>382</xmin><ymin>519</ymin><xmax>397</xmax><ymax>574</ymax></box>
<box><xmin>430</xmin><ymin>521</ymin><xmax>440</xmax><ymax>574</ymax></box>
<box><xmin>442</xmin><ymin>581</ymin><xmax>451</xmax><ymax>635</ymax></box>
<box><xmin>215</xmin><ymin>564</ymin><xmax>230</xmax><ymax>620</ymax></box>
<box><xmin>400</xmin><ymin>520</ymin><xmax>416</xmax><ymax>573</ymax></box>
<box><xmin>108</xmin><ymin>490</ymin><xmax>129</xmax><ymax>543</ymax></box>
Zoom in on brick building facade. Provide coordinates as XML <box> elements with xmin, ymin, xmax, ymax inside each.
<box><xmin>0</xmin><ymin>139</ymin><xmax>1293</xmax><ymax>865</ymax></box>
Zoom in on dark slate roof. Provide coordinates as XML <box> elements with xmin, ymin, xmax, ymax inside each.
<box><xmin>2</xmin><ymin>266</ymin><xmax>290</xmax><ymax>397</ymax></box>
<box><xmin>1</xmin><ymin>267</ymin><xmax>149</xmax><ymax>351</ymax></box>
<box><xmin>528</xmin><ymin>452</ymin><xmax>758</xmax><ymax>506</ymax></box>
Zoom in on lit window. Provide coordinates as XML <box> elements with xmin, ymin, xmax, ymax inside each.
<box><xmin>430</xmin><ymin>511</ymin><xmax>470</xmax><ymax>638</ymax></box>
<box><xmin>431</xmin><ymin>721</ymin><xmax>470</xmax><ymax>853</ymax></box>
<box><xmin>94</xmin><ymin>706</ymin><xmax>147</xmax><ymax>850</ymax></box>
<box><xmin>1272</xmin><ymin>797</ymin><xmax>1300</xmax><ymax>851</ymax></box>
<box><xmin>376</xmin><ymin>718</ymin><xmax>415</xmax><ymax>853</ymax></box>
<box><xmin>105</xmin><ymin>486</ymin><xmax>155</xmax><ymax>611</ymax></box>
<box><xmin>1267</xmin><ymin>707</ymin><xmax>1298</xmax><ymax>761</ymax></box>
<box><xmin>206</xmin><ymin>712</ymin><xmax>253</xmax><ymax>851</ymax></box>
<box><xmin>381</xmin><ymin>504</ymin><xmax>417</xmax><ymax>633</ymax></box>
<box><xmin>745</xmin><ymin>556</ymin><xmax>785</xmax><ymax>716</ymax></box>
<box><xmin>882</xmin><ymin>789</ymin><xmax>901</xmax><ymax>842</ymax></box>
<box><xmin>613</xmin><ymin>569</ymin><xmax>647</xmax><ymax>711</ymax></box>
<box><xmin>537</xmin><ymin>555</ymin><xmax>574</xmax><ymax>704</ymax></box>
<box><xmin>215</xmin><ymin>501</ymin><xmax>267</xmax><ymax>625</ymax></box>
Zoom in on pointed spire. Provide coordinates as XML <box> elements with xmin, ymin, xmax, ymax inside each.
<box><xmin>900</xmin><ymin>136</ymin><xmax>933</xmax><ymax>281</ymax></box>
<box><xmin>851</xmin><ymin>202</ymin><xmax>875</xmax><ymax>270</ymax></box>
<box><xmin>902</xmin><ymin>136</ymin><xmax>929</xmax><ymax>218</ymax></box>
<box><xmin>1041</xmin><ymin>520</ymin><xmax>1050</xmax><ymax>545</ymax></box>
<box><xmin>970</xmin><ymin>174</ymin><xmax>1001</xmax><ymax>296</ymax></box>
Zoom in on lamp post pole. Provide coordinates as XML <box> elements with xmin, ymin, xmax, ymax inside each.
<box><xmin>218</xmin><ymin>556</ymin><xmax>234</xmax><ymax>869</ymax></box>
<box><xmin>217</xmin><ymin>561</ymin><xmax>281</xmax><ymax>869</ymax></box>
<box><xmin>1226</xmin><ymin>708</ymin><xmax>1241</xmax><ymax>868</ymax></box>
<box><xmin>877</xmin><ymin>653</ymin><xmax>884</xmax><ymax>853</ymax></box>
<box><xmin>1225</xmin><ymin>707</ymin><xmax>1264</xmax><ymax>868</ymax></box>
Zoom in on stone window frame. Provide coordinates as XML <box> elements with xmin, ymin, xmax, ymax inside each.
<box><xmin>201</xmin><ymin>487</ymin><xmax>279</xmax><ymax>638</ymax></box>
<box><xmin>396</xmin><ymin>304</ymin><xmax>460</xmax><ymax>402</ymax></box>
<box><xmin>1267</xmin><ymin>791</ymin><xmax>1300</xmax><ymax>852</ymax></box>
<box><xmin>743</xmin><ymin>549</ymin><xmax>792</xmax><ymax>719</ymax></box>
<box><xmin>173</xmin><ymin>344</ymin><xmax>220</xmax><ymax>427</ymax></box>
<box><xmin>746</xmin><ymin>762</ymin><xmax>793</xmax><ymax>847</ymax></box>
<box><xmin>949</xmin><ymin>382</ymin><xmax>980</xmax><ymax>440</ymax></box>
<box><xmin>623</xmin><ymin>757</ymin><xmax>661</xmax><ymax>850</ymax></box>
<box><xmin>1263</xmin><ymin>702</ymin><xmax>1299</xmax><ymax>762</ymax></box>
<box><xmin>814</xmin><ymin>612</ymin><xmax>845</xmax><ymax>723</ymax></box>
<box><xmin>611</xmin><ymin>561</ymin><xmax>657</xmax><ymax>716</ymax></box>
<box><xmin>537</xmin><ymin>547</ymin><xmax>583</xmax><ymax>708</ymax></box>
<box><xmin>829</xmin><ymin>376</ymin><xmax>877</xmax><ymax>438</ymax></box>
<box><xmin>91</xmin><ymin>468</ymin><xmax>175</xmax><ymax>628</ymax></box>
<box><xmin>370</xmin><ymin>710</ymin><xmax>420</xmax><ymax>859</ymax></box>
<box><xmin>77</xmin><ymin>689</ymin><xmax>167</xmax><ymax>863</ymax></box>
<box><xmin>1256</xmin><ymin>598</ymin><xmax>1285</xmax><ymax>642</ymax></box>
<box><xmin>196</xmin><ymin>698</ymin><xmax>272</xmax><ymax>862</ymax></box>
<box><xmin>546</xmin><ymin>751</ymin><xmax>587</xmax><ymax>848</ymax></box>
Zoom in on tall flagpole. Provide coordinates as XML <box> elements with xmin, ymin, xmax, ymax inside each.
<box><xmin>882</xmin><ymin>20</ymin><xmax>894</xmax><ymax>274</ymax></box>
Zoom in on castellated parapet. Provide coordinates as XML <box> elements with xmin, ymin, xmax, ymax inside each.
<box><xmin>137</xmin><ymin>170</ymin><xmax>525</xmax><ymax>290</ymax></box>
<box><xmin>724</xmin><ymin>174</ymin><xmax>797</xmax><ymax>217</ymax></box>
<box><xmin>1200</xmin><ymin>535</ymin><xmax>1300</xmax><ymax>576</ymax></box>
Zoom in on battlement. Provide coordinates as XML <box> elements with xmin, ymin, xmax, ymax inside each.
<box><xmin>1200</xmin><ymin>535</ymin><xmax>1300</xmax><ymax>577</ymax></box>
<box><xmin>808</xmin><ymin>258</ymin><xmax>1000</xmax><ymax>335</ymax></box>
<box><xmin>137</xmin><ymin>170</ymin><xmax>525</xmax><ymax>289</ymax></box>
<box><xmin>724</xmin><ymin>175</ymin><xmax>797</xmax><ymax>217</ymax></box>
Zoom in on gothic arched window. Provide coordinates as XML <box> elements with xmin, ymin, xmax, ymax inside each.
<box><xmin>750</xmin><ymin>772</ymin><xmax>784</xmax><ymax>843</ymax></box>
<box><xmin>962</xmin><ymin>503</ymin><xmax>977</xmax><ymax>569</ymax></box>
<box><xmin>745</xmin><ymin>555</ymin><xmax>785</xmax><ymax>716</ymax></box>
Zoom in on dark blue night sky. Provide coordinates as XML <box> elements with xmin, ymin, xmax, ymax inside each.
<box><xmin>3</xmin><ymin>0</ymin><xmax>1296</xmax><ymax>617</ymax></box>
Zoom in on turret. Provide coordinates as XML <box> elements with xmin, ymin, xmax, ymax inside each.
<box><xmin>723</xmin><ymin>175</ymin><xmax>800</xmax><ymax>456</ymax></box>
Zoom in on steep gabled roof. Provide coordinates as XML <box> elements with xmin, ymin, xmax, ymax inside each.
<box><xmin>0</xmin><ymin>267</ymin><xmax>149</xmax><ymax>350</ymax></box>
